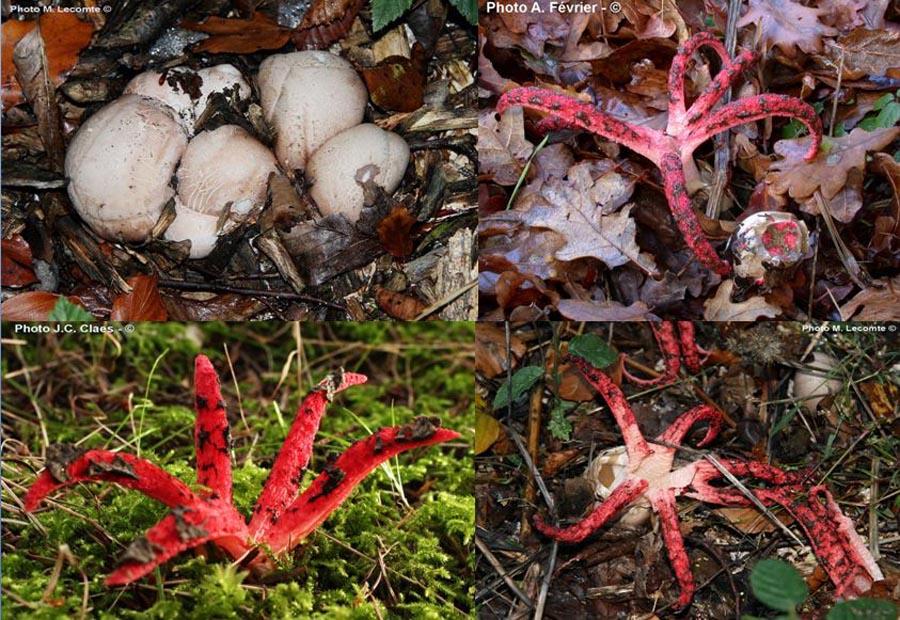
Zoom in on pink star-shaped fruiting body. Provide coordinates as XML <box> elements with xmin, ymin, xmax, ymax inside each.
<box><xmin>24</xmin><ymin>355</ymin><xmax>460</xmax><ymax>584</ymax></box>
<box><xmin>496</xmin><ymin>32</ymin><xmax>823</xmax><ymax>276</ymax></box>
<box><xmin>534</xmin><ymin>343</ymin><xmax>883</xmax><ymax>609</ymax></box>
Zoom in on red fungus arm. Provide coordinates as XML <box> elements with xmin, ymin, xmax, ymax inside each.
<box><xmin>775</xmin><ymin>486</ymin><xmax>884</xmax><ymax>599</ymax></box>
<box><xmin>667</xmin><ymin>32</ymin><xmax>731</xmax><ymax>123</ymax></box>
<box><xmin>105</xmin><ymin>497</ymin><xmax>250</xmax><ymax>585</ymax></box>
<box><xmin>683</xmin><ymin>93</ymin><xmax>822</xmax><ymax>161</ymax></box>
<box><xmin>24</xmin><ymin>447</ymin><xmax>198</xmax><ymax>512</ymax></box>
<box><xmin>262</xmin><ymin>418</ymin><xmax>460</xmax><ymax>555</ymax></box>
<box><xmin>687</xmin><ymin>460</ymin><xmax>883</xmax><ymax>596</ymax></box>
<box><xmin>660</xmin><ymin>152</ymin><xmax>732</xmax><ymax>275</ymax></box>
<box><xmin>679</xmin><ymin>50</ymin><xmax>756</xmax><ymax>130</ymax></box>
<box><xmin>623</xmin><ymin>321</ymin><xmax>682</xmax><ymax>386</ymax></box>
<box><xmin>687</xmin><ymin>459</ymin><xmax>806</xmax><ymax>505</ymax></box>
<box><xmin>533</xmin><ymin>477</ymin><xmax>648</xmax><ymax>543</ymax></box>
<box><xmin>194</xmin><ymin>356</ymin><xmax>233</xmax><ymax>503</ymax></box>
<box><xmin>676</xmin><ymin>322</ymin><xmax>703</xmax><ymax>374</ymax></box>
<box><xmin>658</xmin><ymin>405</ymin><xmax>722</xmax><ymax>448</ymax></box>
<box><xmin>497</xmin><ymin>87</ymin><xmax>662</xmax><ymax>161</ymax></box>
<box><xmin>648</xmin><ymin>489</ymin><xmax>696</xmax><ymax>609</ymax></box>
<box><xmin>249</xmin><ymin>370</ymin><xmax>367</xmax><ymax>539</ymax></box>
<box><xmin>566</xmin><ymin>355</ymin><xmax>653</xmax><ymax>463</ymax></box>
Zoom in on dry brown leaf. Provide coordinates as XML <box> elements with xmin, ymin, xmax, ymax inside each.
<box><xmin>377</xmin><ymin>206</ymin><xmax>417</xmax><ymax>258</ymax></box>
<box><xmin>736</xmin><ymin>0</ymin><xmax>837</xmax><ymax>56</ymax></box>
<box><xmin>13</xmin><ymin>24</ymin><xmax>67</xmax><ymax>172</ymax></box>
<box><xmin>292</xmin><ymin>0</ymin><xmax>364</xmax><ymax>50</ymax></box>
<box><xmin>477</xmin><ymin>34</ymin><xmax>512</xmax><ymax>97</ymax></box>
<box><xmin>553</xmin><ymin>356</ymin><xmax>600</xmax><ymax>402</ymax></box>
<box><xmin>817</xmin><ymin>0</ymin><xmax>868</xmax><ymax>31</ymax></box>
<box><xmin>110</xmin><ymin>275</ymin><xmax>168</xmax><ymax>321</ymax></box>
<box><xmin>556</xmin><ymin>299</ymin><xmax>652</xmax><ymax>321</ymax></box>
<box><xmin>826</xmin><ymin>28</ymin><xmax>900</xmax><ymax>79</ymax></box>
<box><xmin>162</xmin><ymin>292</ymin><xmax>266</xmax><ymax>321</ymax></box>
<box><xmin>703</xmin><ymin>280</ymin><xmax>782</xmax><ymax>320</ymax></box>
<box><xmin>361</xmin><ymin>44</ymin><xmax>426</xmax><ymax>112</ymax></box>
<box><xmin>540</xmin><ymin>447</ymin><xmax>582</xmax><ymax>477</ymax></box>
<box><xmin>767</xmin><ymin>127</ymin><xmax>900</xmax><ymax>222</ymax></box>
<box><xmin>2</xmin><ymin>12</ymin><xmax>93</xmax><ymax>110</ymax></box>
<box><xmin>519</xmin><ymin>163</ymin><xmax>657</xmax><ymax>274</ymax></box>
<box><xmin>840</xmin><ymin>276</ymin><xmax>900</xmax><ymax>320</ymax></box>
<box><xmin>374</xmin><ymin>286</ymin><xmax>429</xmax><ymax>320</ymax></box>
<box><xmin>477</xmin><ymin>107</ymin><xmax>534</xmax><ymax>186</ymax></box>
<box><xmin>475</xmin><ymin>323</ymin><xmax>526</xmax><ymax>378</ymax></box>
<box><xmin>483</xmin><ymin>0</ymin><xmax>569</xmax><ymax>59</ymax></box>
<box><xmin>1</xmin><ymin>235</ymin><xmax>38</xmax><ymax>288</ymax></box>
<box><xmin>0</xmin><ymin>291</ymin><xmax>84</xmax><ymax>320</ymax></box>
<box><xmin>2</xmin><ymin>20</ymin><xmax>36</xmax><ymax>109</ymax></box>
<box><xmin>181</xmin><ymin>13</ymin><xmax>291</xmax><ymax>54</ymax></box>
<box><xmin>712</xmin><ymin>507</ymin><xmax>789</xmax><ymax>534</ymax></box>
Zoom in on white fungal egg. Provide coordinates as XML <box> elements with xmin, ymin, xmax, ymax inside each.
<box><xmin>792</xmin><ymin>352</ymin><xmax>842</xmax><ymax>413</ymax></box>
<box><xmin>257</xmin><ymin>51</ymin><xmax>367</xmax><ymax>171</ymax></box>
<box><xmin>64</xmin><ymin>94</ymin><xmax>188</xmax><ymax>243</ymax></box>
<box><xmin>124</xmin><ymin>64</ymin><xmax>251</xmax><ymax>135</ymax></box>
<box><xmin>164</xmin><ymin>125</ymin><xmax>278</xmax><ymax>258</ymax></box>
<box><xmin>730</xmin><ymin>211</ymin><xmax>810</xmax><ymax>283</ymax></box>
<box><xmin>306</xmin><ymin>124</ymin><xmax>410</xmax><ymax>220</ymax></box>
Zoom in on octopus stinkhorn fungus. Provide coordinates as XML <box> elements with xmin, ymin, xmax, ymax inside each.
<box><xmin>496</xmin><ymin>32</ymin><xmax>823</xmax><ymax>276</ymax></box>
<box><xmin>24</xmin><ymin>355</ymin><xmax>460</xmax><ymax>584</ymax></box>
<box><xmin>535</xmin><ymin>330</ymin><xmax>882</xmax><ymax>609</ymax></box>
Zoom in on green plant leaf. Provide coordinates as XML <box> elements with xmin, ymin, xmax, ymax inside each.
<box><xmin>875</xmin><ymin>101</ymin><xmax>900</xmax><ymax>129</ymax></box>
<box><xmin>827</xmin><ymin>598</ymin><xmax>899</xmax><ymax>620</ymax></box>
<box><xmin>859</xmin><ymin>116</ymin><xmax>879</xmax><ymax>132</ymax></box>
<box><xmin>48</xmin><ymin>297</ymin><xmax>94</xmax><ymax>321</ymax></box>
<box><xmin>371</xmin><ymin>0</ymin><xmax>413</xmax><ymax>31</ymax></box>
<box><xmin>449</xmin><ymin>0</ymin><xmax>477</xmax><ymax>24</ymax></box>
<box><xmin>548</xmin><ymin>401</ymin><xmax>576</xmax><ymax>441</ymax></box>
<box><xmin>493</xmin><ymin>366</ymin><xmax>543</xmax><ymax>411</ymax></box>
<box><xmin>872</xmin><ymin>93</ymin><xmax>894</xmax><ymax>111</ymax></box>
<box><xmin>750</xmin><ymin>559</ymin><xmax>808</xmax><ymax>612</ymax></box>
<box><xmin>568</xmin><ymin>333</ymin><xmax>617</xmax><ymax>369</ymax></box>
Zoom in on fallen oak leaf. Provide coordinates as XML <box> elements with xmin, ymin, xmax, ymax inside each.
<box><xmin>361</xmin><ymin>43</ymin><xmax>427</xmax><ymax>113</ymax></box>
<box><xmin>292</xmin><ymin>0</ymin><xmax>365</xmax><ymax>50</ymax></box>
<box><xmin>767</xmin><ymin>127</ymin><xmax>900</xmax><ymax>223</ymax></box>
<box><xmin>375</xmin><ymin>287</ymin><xmax>429</xmax><ymax>320</ymax></box>
<box><xmin>556</xmin><ymin>299</ymin><xmax>653</xmax><ymax>321</ymax></box>
<box><xmin>478</xmin><ymin>107</ymin><xmax>534</xmax><ymax>186</ymax></box>
<box><xmin>703</xmin><ymin>280</ymin><xmax>782</xmax><ymax>320</ymax></box>
<box><xmin>736</xmin><ymin>0</ymin><xmax>837</xmax><ymax>56</ymax></box>
<box><xmin>1</xmin><ymin>19</ymin><xmax>35</xmax><ymax>109</ymax></box>
<box><xmin>509</xmin><ymin>160</ymin><xmax>656</xmax><ymax>274</ymax></box>
<box><xmin>825</xmin><ymin>28</ymin><xmax>900</xmax><ymax>80</ymax></box>
<box><xmin>839</xmin><ymin>276</ymin><xmax>900</xmax><ymax>320</ymax></box>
